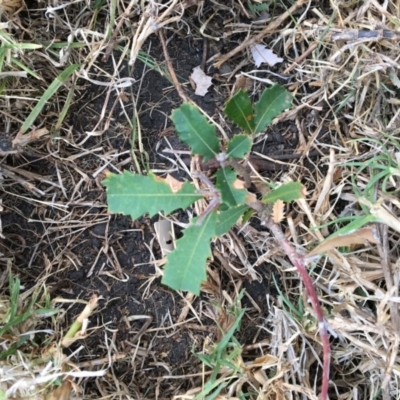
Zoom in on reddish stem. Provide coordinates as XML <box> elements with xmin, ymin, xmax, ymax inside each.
<box><xmin>265</xmin><ymin>217</ymin><xmax>330</xmax><ymax>400</ymax></box>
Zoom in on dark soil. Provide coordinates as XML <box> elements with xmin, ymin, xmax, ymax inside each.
<box><xmin>1</xmin><ymin>24</ymin><xmax>319</xmax><ymax>398</ymax></box>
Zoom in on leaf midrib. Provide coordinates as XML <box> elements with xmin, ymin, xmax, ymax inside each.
<box><xmin>182</xmin><ymin>112</ymin><xmax>217</xmax><ymax>157</ymax></box>
<box><xmin>254</xmin><ymin>90</ymin><xmax>287</xmax><ymax>134</ymax></box>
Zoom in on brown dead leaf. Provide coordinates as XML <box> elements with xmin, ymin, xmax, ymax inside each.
<box><xmin>247</xmin><ymin>354</ymin><xmax>278</xmax><ymax>368</ymax></box>
<box><xmin>48</xmin><ymin>380</ymin><xmax>71</xmax><ymax>400</ymax></box>
<box><xmin>234</xmin><ymin>75</ymin><xmax>252</xmax><ymax>92</ymax></box>
<box><xmin>308</xmin><ymin>227</ymin><xmax>379</xmax><ymax>257</ymax></box>
<box><xmin>119</xmin><ymin>91</ymin><xmax>129</xmax><ymax>102</ymax></box>
<box><xmin>272</xmin><ymin>200</ymin><xmax>285</xmax><ymax>223</ymax></box>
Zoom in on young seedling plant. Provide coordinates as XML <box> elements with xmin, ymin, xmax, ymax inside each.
<box><xmin>103</xmin><ymin>84</ymin><xmax>330</xmax><ymax>400</ymax></box>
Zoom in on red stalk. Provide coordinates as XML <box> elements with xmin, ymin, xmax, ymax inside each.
<box><xmin>265</xmin><ymin>217</ymin><xmax>330</xmax><ymax>400</ymax></box>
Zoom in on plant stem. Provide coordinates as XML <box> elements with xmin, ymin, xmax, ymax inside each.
<box><xmin>264</xmin><ymin>216</ymin><xmax>330</xmax><ymax>400</ymax></box>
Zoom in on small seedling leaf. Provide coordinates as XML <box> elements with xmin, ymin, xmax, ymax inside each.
<box><xmin>216</xmin><ymin>167</ymin><xmax>247</xmax><ymax>207</ymax></box>
<box><xmin>171</xmin><ymin>103</ymin><xmax>219</xmax><ymax>160</ymax></box>
<box><xmin>262</xmin><ymin>181</ymin><xmax>304</xmax><ymax>204</ymax></box>
<box><xmin>162</xmin><ymin>211</ymin><xmax>217</xmax><ymax>294</ymax></box>
<box><xmin>224</xmin><ymin>90</ymin><xmax>255</xmax><ymax>133</ymax></box>
<box><xmin>103</xmin><ymin>171</ymin><xmax>202</xmax><ymax>219</ymax></box>
<box><xmin>254</xmin><ymin>84</ymin><xmax>293</xmax><ymax>134</ymax></box>
<box><xmin>227</xmin><ymin>134</ymin><xmax>252</xmax><ymax>159</ymax></box>
<box><xmin>215</xmin><ymin>205</ymin><xmax>249</xmax><ymax>236</ymax></box>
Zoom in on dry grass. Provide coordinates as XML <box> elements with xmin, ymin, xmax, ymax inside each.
<box><xmin>1</xmin><ymin>0</ymin><xmax>400</xmax><ymax>399</ymax></box>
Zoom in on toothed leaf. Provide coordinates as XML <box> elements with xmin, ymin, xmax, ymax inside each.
<box><xmin>103</xmin><ymin>171</ymin><xmax>202</xmax><ymax>219</ymax></box>
<box><xmin>216</xmin><ymin>167</ymin><xmax>247</xmax><ymax>207</ymax></box>
<box><xmin>171</xmin><ymin>103</ymin><xmax>219</xmax><ymax>160</ymax></box>
<box><xmin>224</xmin><ymin>89</ymin><xmax>255</xmax><ymax>133</ymax></box>
<box><xmin>162</xmin><ymin>212</ymin><xmax>217</xmax><ymax>294</ymax></box>
<box><xmin>254</xmin><ymin>84</ymin><xmax>293</xmax><ymax>134</ymax></box>
<box><xmin>262</xmin><ymin>181</ymin><xmax>304</xmax><ymax>204</ymax></box>
<box><xmin>227</xmin><ymin>134</ymin><xmax>252</xmax><ymax>159</ymax></box>
<box><xmin>215</xmin><ymin>205</ymin><xmax>249</xmax><ymax>236</ymax></box>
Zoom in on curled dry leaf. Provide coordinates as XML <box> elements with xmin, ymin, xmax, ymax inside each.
<box><xmin>307</xmin><ymin>227</ymin><xmax>379</xmax><ymax>257</ymax></box>
<box><xmin>190</xmin><ymin>66</ymin><xmax>213</xmax><ymax>96</ymax></box>
<box><xmin>272</xmin><ymin>200</ymin><xmax>285</xmax><ymax>223</ymax></box>
<box><xmin>48</xmin><ymin>381</ymin><xmax>72</xmax><ymax>400</ymax></box>
<box><xmin>250</xmin><ymin>44</ymin><xmax>283</xmax><ymax>67</ymax></box>
<box><xmin>359</xmin><ymin>196</ymin><xmax>400</xmax><ymax>234</ymax></box>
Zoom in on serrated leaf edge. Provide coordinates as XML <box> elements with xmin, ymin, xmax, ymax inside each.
<box><xmin>162</xmin><ymin>212</ymin><xmax>217</xmax><ymax>294</ymax></box>
<box><xmin>225</xmin><ymin>90</ymin><xmax>254</xmax><ymax>133</ymax></box>
<box><xmin>171</xmin><ymin>105</ymin><xmax>219</xmax><ymax>159</ymax></box>
<box><xmin>227</xmin><ymin>134</ymin><xmax>252</xmax><ymax>159</ymax></box>
<box><xmin>254</xmin><ymin>85</ymin><xmax>292</xmax><ymax>134</ymax></box>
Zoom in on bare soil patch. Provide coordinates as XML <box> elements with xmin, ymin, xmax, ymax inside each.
<box><xmin>2</xmin><ymin>0</ymin><xmax>400</xmax><ymax>399</ymax></box>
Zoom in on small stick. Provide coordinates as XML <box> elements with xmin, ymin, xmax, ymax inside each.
<box><xmin>284</xmin><ymin>42</ymin><xmax>318</xmax><ymax>74</ymax></box>
<box><xmin>158</xmin><ymin>30</ymin><xmax>189</xmax><ymax>103</ymax></box>
<box><xmin>130</xmin><ymin>316</ymin><xmax>153</xmax><ymax>344</ymax></box>
<box><xmin>103</xmin><ymin>0</ymin><xmax>138</xmax><ymax>62</ymax></box>
<box><xmin>331</xmin><ymin>29</ymin><xmax>400</xmax><ymax>41</ymax></box>
<box><xmin>214</xmin><ymin>0</ymin><xmax>309</xmax><ymax>68</ymax></box>
<box><xmin>201</xmin><ymin>38</ymin><xmax>208</xmax><ymax>71</ymax></box>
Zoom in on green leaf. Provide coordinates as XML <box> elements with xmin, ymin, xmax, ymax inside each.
<box><xmin>216</xmin><ymin>167</ymin><xmax>247</xmax><ymax>207</ymax></box>
<box><xmin>215</xmin><ymin>205</ymin><xmax>249</xmax><ymax>236</ymax></box>
<box><xmin>262</xmin><ymin>181</ymin><xmax>304</xmax><ymax>204</ymax></box>
<box><xmin>227</xmin><ymin>135</ymin><xmax>252</xmax><ymax>159</ymax></box>
<box><xmin>224</xmin><ymin>90</ymin><xmax>255</xmax><ymax>133</ymax></box>
<box><xmin>162</xmin><ymin>211</ymin><xmax>217</xmax><ymax>294</ymax></box>
<box><xmin>19</xmin><ymin>64</ymin><xmax>81</xmax><ymax>135</ymax></box>
<box><xmin>242</xmin><ymin>207</ymin><xmax>254</xmax><ymax>224</ymax></box>
<box><xmin>103</xmin><ymin>171</ymin><xmax>202</xmax><ymax>219</ymax></box>
<box><xmin>325</xmin><ymin>214</ymin><xmax>378</xmax><ymax>239</ymax></box>
<box><xmin>54</xmin><ymin>83</ymin><xmax>75</xmax><ymax>136</ymax></box>
<box><xmin>254</xmin><ymin>84</ymin><xmax>293</xmax><ymax>134</ymax></box>
<box><xmin>171</xmin><ymin>103</ymin><xmax>219</xmax><ymax>160</ymax></box>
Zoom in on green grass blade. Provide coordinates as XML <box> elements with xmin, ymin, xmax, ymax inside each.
<box><xmin>10</xmin><ymin>57</ymin><xmax>42</xmax><ymax>80</ymax></box>
<box><xmin>19</xmin><ymin>64</ymin><xmax>81</xmax><ymax>135</ymax></box>
<box><xmin>53</xmin><ymin>83</ymin><xmax>75</xmax><ymax>136</ymax></box>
